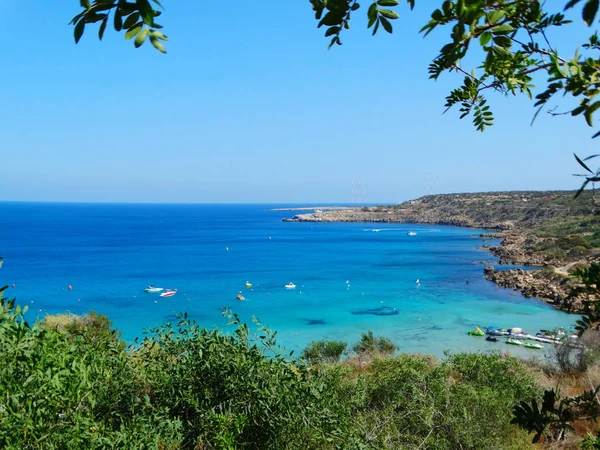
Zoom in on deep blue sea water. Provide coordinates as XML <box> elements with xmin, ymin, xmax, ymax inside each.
<box><xmin>0</xmin><ymin>202</ymin><xmax>576</xmax><ymax>357</ymax></box>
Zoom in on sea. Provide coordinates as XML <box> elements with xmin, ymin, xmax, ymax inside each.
<box><xmin>0</xmin><ymin>202</ymin><xmax>577</xmax><ymax>358</ymax></box>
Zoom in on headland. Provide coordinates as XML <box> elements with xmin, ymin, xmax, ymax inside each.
<box><xmin>283</xmin><ymin>191</ymin><xmax>600</xmax><ymax>313</ymax></box>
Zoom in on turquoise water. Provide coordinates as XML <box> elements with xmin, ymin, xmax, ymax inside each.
<box><xmin>0</xmin><ymin>202</ymin><xmax>576</xmax><ymax>357</ymax></box>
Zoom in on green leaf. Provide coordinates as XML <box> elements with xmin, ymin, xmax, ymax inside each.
<box><xmin>150</xmin><ymin>36</ymin><xmax>167</xmax><ymax>53</ymax></box>
<box><xmin>372</xmin><ymin>18</ymin><xmax>380</xmax><ymax>35</ymax></box>
<box><xmin>319</xmin><ymin>12</ymin><xmax>344</xmax><ymax>27</ymax></box>
<box><xmin>377</xmin><ymin>0</ymin><xmax>399</xmax><ymax>5</ymax></box>
<box><xmin>134</xmin><ymin>28</ymin><xmax>148</xmax><ymax>47</ymax></box>
<box><xmin>479</xmin><ymin>31</ymin><xmax>491</xmax><ymax>46</ymax></box>
<box><xmin>137</xmin><ymin>0</ymin><xmax>155</xmax><ymax>25</ymax></box>
<box><xmin>488</xmin><ymin>10</ymin><xmax>505</xmax><ymax>25</ymax></box>
<box><xmin>378</xmin><ymin>8</ymin><xmax>399</xmax><ymax>19</ymax></box>
<box><xmin>351</xmin><ymin>2</ymin><xmax>360</xmax><ymax>10</ymax></box>
<box><xmin>492</xmin><ymin>35</ymin><xmax>512</xmax><ymax>48</ymax></box>
<box><xmin>583</xmin><ymin>0</ymin><xmax>599</xmax><ymax>25</ymax></box>
<box><xmin>123</xmin><ymin>13</ymin><xmax>140</xmax><ymax>30</ymax></box>
<box><xmin>125</xmin><ymin>23</ymin><xmax>143</xmax><ymax>40</ymax></box>
<box><xmin>325</xmin><ymin>26</ymin><xmax>340</xmax><ymax>37</ymax></box>
<box><xmin>379</xmin><ymin>15</ymin><xmax>393</xmax><ymax>33</ymax></box>
<box><xmin>149</xmin><ymin>30</ymin><xmax>169</xmax><ymax>41</ymax></box>
<box><xmin>367</xmin><ymin>2</ymin><xmax>378</xmax><ymax>20</ymax></box>
<box><xmin>491</xmin><ymin>24</ymin><xmax>514</xmax><ymax>35</ymax></box>
<box><xmin>74</xmin><ymin>19</ymin><xmax>85</xmax><ymax>44</ymax></box>
<box><xmin>113</xmin><ymin>8</ymin><xmax>123</xmax><ymax>31</ymax></box>
<box><xmin>575</xmin><ymin>153</ymin><xmax>594</xmax><ymax>173</ymax></box>
<box><xmin>84</xmin><ymin>13</ymin><xmax>107</xmax><ymax>24</ymax></box>
<box><xmin>584</xmin><ymin>101</ymin><xmax>600</xmax><ymax>126</ymax></box>
<box><xmin>99</xmin><ymin>15</ymin><xmax>108</xmax><ymax>40</ymax></box>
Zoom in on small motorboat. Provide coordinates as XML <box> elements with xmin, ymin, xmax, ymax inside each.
<box><xmin>486</xmin><ymin>336</ymin><xmax>498</xmax><ymax>342</ymax></box>
<box><xmin>506</xmin><ymin>338</ymin><xmax>523</xmax><ymax>346</ymax></box>
<box><xmin>236</xmin><ymin>293</ymin><xmax>245</xmax><ymax>301</ymax></box>
<box><xmin>468</xmin><ymin>326</ymin><xmax>485</xmax><ymax>336</ymax></box>
<box><xmin>245</xmin><ymin>281</ymin><xmax>252</xmax><ymax>288</ymax></box>
<box><xmin>523</xmin><ymin>342</ymin><xmax>544</xmax><ymax>350</ymax></box>
<box><xmin>486</xmin><ymin>327</ymin><xmax>509</xmax><ymax>336</ymax></box>
<box><xmin>160</xmin><ymin>289</ymin><xmax>177</xmax><ymax>298</ymax></box>
<box><xmin>285</xmin><ymin>282</ymin><xmax>296</xmax><ymax>289</ymax></box>
<box><xmin>407</xmin><ymin>231</ymin><xmax>417</xmax><ymax>236</ymax></box>
<box><xmin>144</xmin><ymin>285</ymin><xmax>164</xmax><ymax>293</ymax></box>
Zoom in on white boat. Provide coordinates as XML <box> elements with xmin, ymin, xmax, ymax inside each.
<box><xmin>285</xmin><ymin>282</ymin><xmax>296</xmax><ymax>289</ymax></box>
<box><xmin>160</xmin><ymin>289</ymin><xmax>177</xmax><ymax>297</ymax></box>
<box><xmin>486</xmin><ymin>327</ymin><xmax>509</xmax><ymax>336</ymax></box>
<box><xmin>529</xmin><ymin>335</ymin><xmax>555</xmax><ymax>344</ymax></box>
<box><xmin>407</xmin><ymin>231</ymin><xmax>417</xmax><ymax>236</ymax></box>
<box><xmin>144</xmin><ymin>285</ymin><xmax>163</xmax><ymax>293</ymax></box>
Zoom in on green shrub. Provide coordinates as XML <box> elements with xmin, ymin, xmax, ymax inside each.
<box><xmin>546</xmin><ymin>247</ymin><xmax>567</xmax><ymax>260</ymax></box>
<box><xmin>328</xmin><ymin>353</ymin><xmax>537</xmax><ymax>449</ymax></box>
<box><xmin>569</xmin><ymin>245</ymin><xmax>589</xmax><ymax>257</ymax></box>
<box><xmin>353</xmin><ymin>330</ymin><xmax>396</xmax><ymax>356</ymax></box>
<box><xmin>302</xmin><ymin>339</ymin><xmax>347</xmax><ymax>364</ymax></box>
<box><xmin>0</xmin><ymin>293</ymin><xmax>540</xmax><ymax>450</ymax></box>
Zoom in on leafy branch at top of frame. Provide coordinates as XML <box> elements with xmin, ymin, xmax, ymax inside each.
<box><xmin>420</xmin><ymin>0</ymin><xmax>600</xmax><ymax>139</ymax></box>
<box><xmin>70</xmin><ymin>0</ymin><xmax>169</xmax><ymax>53</ymax></box>
<box><xmin>421</xmin><ymin>1</ymin><xmax>572</xmax><ymax>132</ymax></box>
<box><xmin>309</xmin><ymin>0</ymin><xmax>414</xmax><ymax>49</ymax></box>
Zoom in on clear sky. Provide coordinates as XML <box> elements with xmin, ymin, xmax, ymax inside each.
<box><xmin>0</xmin><ymin>2</ymin><xmax>596</xmax><ymax>203</ymax></box>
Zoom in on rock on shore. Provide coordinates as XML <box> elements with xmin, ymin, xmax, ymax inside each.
<box><xmin>483</xmin><ymin>267</ymin><xmax>592</xmax><ymax>313</ymax></box>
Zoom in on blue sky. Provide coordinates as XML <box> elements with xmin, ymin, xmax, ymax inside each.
<box><xmin>0</xmin><ymin>2</ymin><xmax>596</xmax><ymax>203</ymax></box>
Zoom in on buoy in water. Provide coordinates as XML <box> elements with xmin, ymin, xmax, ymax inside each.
<box><xmin>68</xmin><ymin>285</ymin><xmax>73</xmax><ymax>290</ymax></box>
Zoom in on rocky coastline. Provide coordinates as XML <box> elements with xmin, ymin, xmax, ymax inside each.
<box><xmin>282</xmin><ymin>192</ymin><xmax>599</xmax><ymax>314</ymax></box>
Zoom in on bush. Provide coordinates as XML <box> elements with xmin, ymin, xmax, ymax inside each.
<box><xmin>569</xmin><ymin>245</ymin><xmax>589</xmax><ymax>258</ymax></box>
<box><xmin>546</xmin><ymin>247</ymin><xmax>567</xmax><ymax>260</ymax></box>
<box><xmin>328</xmin><ymin>352</ymin><xmax>537</xmax><ymax>449</ymax></box>
<box><xmin>557</xmin><ymin>234</ymin><xmax>590</xmax><ymax>250</ymax></box>
<box><xmin>0</xmin><ymin>295</ymin><xmax>541</xmax><ymax>450</ymax></box>
<box><xmin>302</xmin><ymin>339</ymin><xmax>347</xmax><ymax>364</ymax></box>
<box><xmin>0</xmin><ymin>300</ymin><xmax>349</xmax><ymax>449</ymax></box>
<box><xmin>353</xmin><ymin>330</ymin><xmax>396</xmax><ymax>356</ymax></box>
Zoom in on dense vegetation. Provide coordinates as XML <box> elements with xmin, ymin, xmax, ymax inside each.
<box><xmin>0</xmin><ymin>287</ymin><xmax>544</xmax><ymax>449</ymax></box>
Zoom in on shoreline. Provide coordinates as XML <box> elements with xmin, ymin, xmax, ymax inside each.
<box><xmin>271</xmin><ymin>206</ymin><xmax>358</xmax><ymax>211</ymax></box>
<box><xmin>282</xmin><ymin>194</ymin><xmax>597</xmax><ymax>315</ymax></box>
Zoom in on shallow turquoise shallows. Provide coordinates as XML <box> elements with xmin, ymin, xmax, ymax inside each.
<box><xmin>0</xmin><ymin>202</ymin><xmax>576</xmax><ymax>357</ymax></box>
